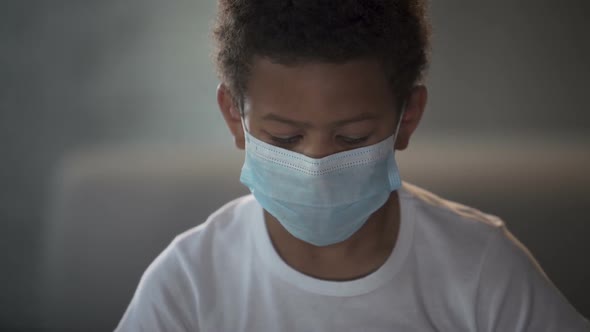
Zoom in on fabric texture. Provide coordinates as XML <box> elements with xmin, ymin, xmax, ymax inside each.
<box><xmin>115</xmin><ymin>183</ymin><xmax>590</xmax><ymax>332</ymax></box>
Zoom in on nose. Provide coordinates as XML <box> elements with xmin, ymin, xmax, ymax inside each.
<box><xmin>299</xmin><ymin>135</ymin><xmax>340</xmax><ymax>159</ymax></box>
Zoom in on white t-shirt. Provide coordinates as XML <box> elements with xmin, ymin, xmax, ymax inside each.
<box><xmin>116</xmin><ymin>183</ymin><xmax>589</xmax><ymax>331</ymax></box>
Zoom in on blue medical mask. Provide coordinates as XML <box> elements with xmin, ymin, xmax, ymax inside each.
<box><xmin>240</xmin><ymin>112</ymin><xmax>404</xmax><ymax>247</ymax></box>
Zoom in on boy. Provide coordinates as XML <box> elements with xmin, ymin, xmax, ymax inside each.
<box><xmin>116</xmin><ymin>0</ymin><xmax>589</xmax><ymax>330</ymax></box>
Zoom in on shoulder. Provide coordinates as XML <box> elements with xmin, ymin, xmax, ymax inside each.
<box><xmin>397</xmin><ymin>182</ymin><xmax>509</xmax><ymax>304</ymax></box>
<box><xmin>400</xmin><ymin>182</ymin><xmax>504</xmax><ymax>250</ymax></box>
<box><xmin>475</xmin><ymin>218</ymin><xmax>590</xmax><ymax>330</ymax></box>
<box><xmin>173</xmin><ymin>194</ymin><xmax>258</xmax><ymax>255</ymax></box>
<box><xmin>146</xmin><ymin>193</ymin><xmax>258</xmax><ymax>283</ymax></box>
<box><xmin>400</xmin><ymin>183</ymin><xmax>590</xmax><ymax>330</ymax></box>
<box><xmin>398</xmin><ymin>182</ymin><xmax>506</xmax><ymax>290</ymax></box>
<box><xmin>401</xmin><ymin>182</ymin><xmax>503</xmax><ymax>228</ymax></box>
<box><xmin>159</xmin><ymin>194</ymin><xmax>259</xmax><ymax>289</ymax></box>
<box><xmin>116</xmin><ymin>195</ymin><xmax>258</xmax><ymax>331</ymax></box>
<box><xmin>399</xmin><ymin>183</ymin><xmax>536</xmax><ymax>272</ymax></box>
<box><xmin>115</xmin><ymin>237</ymin><xmax>199</xmax><ymax>331</ymax></box>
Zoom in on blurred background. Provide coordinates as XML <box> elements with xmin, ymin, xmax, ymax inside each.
<box><xmin>1</xmin><ymin>0</ymin><xmax>588</xmax><ymax>330</ymax></box>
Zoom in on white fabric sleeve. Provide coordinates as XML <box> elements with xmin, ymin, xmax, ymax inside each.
<box><xmin>475</xmin><ymin>226</ymin><xmax>590</xmax><ymax>332</ymax></box>
<box><xmin>114</xmin><ymin>241</ymin><xmax>199</xmax><ymax>332</ymax></box>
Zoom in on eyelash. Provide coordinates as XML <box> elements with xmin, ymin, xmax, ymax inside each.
<box><xmin>271</xmin><ymin>135</ymin><xmax>302</xmax><ymax>145</ymax></box>
<box><xmin>270</xmin><ymin>135</ymin><xmax>369</xmax><ymax>146</ymax></box>
<box><xmin>339</xmin><ymin>136</ymin><xmax>369</xmax><ymax>145</ymax></box>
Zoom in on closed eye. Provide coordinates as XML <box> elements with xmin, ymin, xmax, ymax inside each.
<box><xmin>339</xmin><ymin>136</ymin><xmax>369</xmax><ymax>145</ymax></box>
<box><xmin>270</xmin><ymin>135</ymin><xmax>302</xmax><ymax>145</ymax></box>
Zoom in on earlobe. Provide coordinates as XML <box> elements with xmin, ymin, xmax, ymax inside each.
<box><xmin>217</xmin><ymin>83</ymin><xmax>246</xmax><ymax>150</ymax></box>
<box><xmin>235</xmin><ymin>136</ymin><xmax>245</xmax><ymax>150</ymax></box>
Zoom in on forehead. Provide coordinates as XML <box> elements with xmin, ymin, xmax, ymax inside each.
<box><xmin>243</xmin><ymin>57</ymin><xmax>396</xmax><ymax>120</ymax></box>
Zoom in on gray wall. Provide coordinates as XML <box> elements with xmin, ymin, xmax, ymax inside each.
<box><xmin>1</xmin><ymin>0</ymin><xmax>588</xmax><ymax>330</ymax></box>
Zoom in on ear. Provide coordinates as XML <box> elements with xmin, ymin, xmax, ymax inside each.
<box><xmin>395</xmin><ymin>85</ymin><xmax>427</xmax><ymax>151</ymax></box>
<box><xmin>217</xmin><ymin>83</ymin><xmax>245</xmax><ymax>150</ymax></box>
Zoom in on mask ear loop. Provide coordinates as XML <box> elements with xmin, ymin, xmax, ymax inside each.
<box><xmin>392</xmin><ymin>102</ymin><xmax>406</xmax><ymax>146</ymax></box>
<box><xmin>238</xmin><ymin>103</ymin><xmax>250</xmax><ymax>136</ymax></box>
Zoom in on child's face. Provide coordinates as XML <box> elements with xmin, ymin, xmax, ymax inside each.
<box><xmin>218</xmin><ymin>57</ymin><xmax>426</xmax><ymax>157</ymax></box>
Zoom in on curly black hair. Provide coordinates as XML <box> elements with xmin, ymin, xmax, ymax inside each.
<box><xmin>213</xmin><ymin>0</ymin><xmax>431</xmax><ymax>107</ymax></box>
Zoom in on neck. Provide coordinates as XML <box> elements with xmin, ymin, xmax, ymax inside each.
<box><xmin>264</xmin><ymin>191</ymin><xmax>401</xmax><ymax>281</ymax></box>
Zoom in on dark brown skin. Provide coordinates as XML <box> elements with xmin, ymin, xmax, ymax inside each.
<box><xmin>217</xmin><ymin>57</ymin><xmax>427</xmax><ymax>281</ymax></box>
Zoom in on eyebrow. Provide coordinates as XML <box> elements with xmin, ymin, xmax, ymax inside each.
<box><xmin>261</xmin><ymin>112</ymin><xmax>378</xmax><ymax>127</ymax></box>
